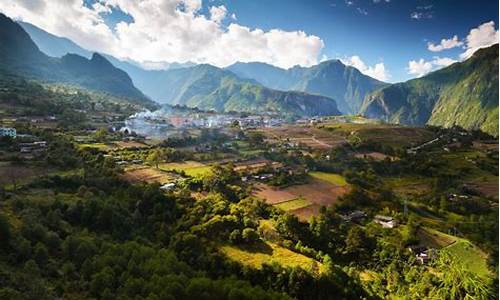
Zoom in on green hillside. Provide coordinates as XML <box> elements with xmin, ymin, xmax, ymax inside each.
<box><xmin>154</xmin><ymin>64</ymin><xmax>341</xmax><ymax>117</ymax></box>
<box><xmin>0</xmin><ymin>13</ymin><xmax>153</xmax><ymax>107</ymax></box>
<box><xmin>361</xmin><ymin>44</ymin><xmax>499</xmax><ymax>136</ymax></box>
<box><xmin>228</xmin><ymin>60</ymin><xmax>387</xmax><ymax>114</ymax></box>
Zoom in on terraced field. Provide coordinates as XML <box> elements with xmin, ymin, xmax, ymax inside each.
<box><xmin>254</xmin><ymin>173</ymin><xmax>349</xmax><ymax>221</ymax></box>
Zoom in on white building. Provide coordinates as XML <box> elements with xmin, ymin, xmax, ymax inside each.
<box><xmin>0</xmin><ymin>127</ymin><xmax>16</xmax><ymax>138</ymax></box>
<box><xmin>160</xmin><ymin>183</ymin><xmax>176</xmax><ymax>191</ymax></box>
<box><xmin>374</xmin><ymin>215</ymin><xmax>398</xmax><ymax>228</ymax></box>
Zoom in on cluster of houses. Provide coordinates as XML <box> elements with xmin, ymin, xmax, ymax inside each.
<box><xmin>338</xmin><ymin>211</ymin><xmax>399</xmax><ymax>229</ymax></box>
<box><xmin>19</xmin><ymin>141</ymin><xmax>47</xmax><ymax>155</ymax></box>
<box><xmin>233</xmin><ymin>159</ymin><xmax>284</xmax><ymax>173</ymax></box>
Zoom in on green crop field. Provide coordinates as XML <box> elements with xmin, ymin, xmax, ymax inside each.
<box><xmin>309</xmin><ymin>171</ymin><xmax>347</xmax><ymax>186</ymax></box>
<box><xmin>274</xmin><ymin>198</ymin><xmax>311</xmax><ymax>211</ymax></box>
<box><xmin>158</xmin><ymin>161</ymin><xmax>212</xmax><ymax>177</ymax></box>
<box><xmin>220</xmin><ymin>241</ymin><xmax>324</xmax><ymax>274</ymax></box>
<box><xmin>444</xmin><ymin>239</ymin><xmax>490</xmax><ymax>278</ymax></box>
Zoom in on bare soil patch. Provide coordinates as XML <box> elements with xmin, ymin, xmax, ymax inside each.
<box><xmin>253</xmin><ymin>183</ymin><xmax>297</xmax><ymax>204</ymax></box>
<box><xmin>123</xmin><ymin>166</ymin><xmax>176</xmax><ymax>184</ymax></box>
<box><xmin>254</xmin><ymin>179</ymin><xmax>349</xmax><ymax>219</ymax></box>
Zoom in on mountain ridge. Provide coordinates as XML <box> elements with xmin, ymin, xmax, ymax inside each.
<box><xmin>0</xmin><ymin>13</ymin><xmax>152</xmax><ymax>106</ymax></box>
<box><xmin>227</xmin><ymin>59</ymin><xmax>388</xmax><ymax>114</ymax></box>
<box><xmin>360</xmin><ymin>44</ymin><xmax>499</xmax><ymax>136</ymax></box>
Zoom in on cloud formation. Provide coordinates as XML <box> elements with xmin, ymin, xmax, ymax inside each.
<box><xmin>407</xmin><ymin>56</ymin><xmax>456</xmax><ymax>77</ymax></box>
<box><xmin>427</xmin><ymin>35</ymin><xmax>463</xmax><ymax>52</ymax></box>
<box><xmin>343</xmin><ymin>56</ymin><xmax>390</xmax><ymax>82</ymax></box>
<box><xmin>460</xmin><ymin>21</ymin><xmax>499</xmax><ymax>59</ymax></box>
<box><xmin>0</xmin><ymin>0</ymin><xmax>325</xmax><ymax>69</ymax></box>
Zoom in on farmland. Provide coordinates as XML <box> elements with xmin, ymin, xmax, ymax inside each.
<box><xmin>274</xmin><ymin>198</ymin><xmax>311</xmax><ymax>211</ymax></box>
<box><xmin>254</xmin><ymin>174</ymin><xmax>349</xmax><ymax>220</ymax></box>
<box><xmin>220</xmin><ymin>241</ymin><xmax>325</xmax><ymax>274</ymax></box>
<box><xmin>256</xmin><ymin>125</ymin><xmax>347</xmax><ymax>150</ymax></box>
<box><xmin>0</xmin><ymin>114</ymin><xmax>497</xmax><ymax>300</ymax></box>
<box><xmin>444</xmin><ymin>239</ymin><xmax>490</xmax><ymax>278</ymax></box>
<box><xmin>309</xmin><ymin>171</ymin><xmax>347</xmax><ymax>186</ymax></box>
<box><xmin>319</xmin><ymin>122</ymin><xmax>437</xmax><ymax>149</ymax></box>
<box><xmin>123</xmin><ymin>165</ymin><xmax>177</xmax><ymax>184</ymax></box>
<box><xmin>158</xmin><ymin>161</ymin><xmax>212</xmax><ymax>177</ymax></box>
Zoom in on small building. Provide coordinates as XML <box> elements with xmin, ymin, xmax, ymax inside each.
<box><xmin>160</xmin><ymin>183</ymin><xmax>176</xmax><ymax>191</ymax></box>
<box><xmin>0</xmin><ymin>127</ymin><xmax>16</xmax><ymax>138</ymax></box>
<box><xmin>415</xmin><ymin>249</ymin><xmax>436</xmax><ymax>264</ymax></box>
<box><xmin>374</xmin><ymin>215</ymin><xmax>398</xmax><ymax>228</ymax></box>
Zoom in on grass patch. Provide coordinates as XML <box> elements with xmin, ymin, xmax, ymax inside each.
<box><xmin>220</xmin><ymin>241</ymin><xmax>324</xmax><ymax>274</ymax></box>
<box><xmin>417</xmin><ymin>227</ymin><xmax>490</xmax><ymax>278</ymax></box>
<box><xmin>274</xmin><ymin>198</ymin><xmax>311</xmax><ymax>211</ymax></box>
<box><xmin>384</xmin><ymin>176</ymin><xmax>432</xmax><ymax>197</ymax></box>
<box><xmin>309</xmin><ymin>171</ymin><xmax>347</xmax><ymax>186</ymax></box>
<box><xmin>77</xmin><ymin>143</ymin><xmax>113</xmax><ymax>151</ymax></box>
<box><xmin>158</xmin><ymin>161</ymin><xmax>212</xmax><ymax>178</ymax></box>
<box><xmin>443</xmin><ymin>239</ymin><xmax>490</xmax><ymax>278</ymax></box>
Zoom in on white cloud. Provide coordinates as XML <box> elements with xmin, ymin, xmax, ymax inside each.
<box><xmin>230</xmin><ymin>13</ymin><xmax>237</xmax><ymax>20</ymax></box>
<box><xmin>209</xmin><ymin>5</ymin><xmax>226</xmax><ymax>24</ymax></box>
<box><xmin>407</xmin><ymin>56</ymin><xmax>456</xmax><ymax>77</ymax></box>
<box><xmin>0</xmin><ymin>0</ymin><xmax>325</xmax><ymax>69</ymax></box>
<box><xmin>460</xmin><ymin>21</ymin><xmax>499</xmax><ymax>59</ymax></box>
<box><xmin>432</xmin><ymin>57</ymin><xmax>457</xmax><ymax>67</ymax></box>
<box><xmin>427</xmin><ymin>35</ymin><xmax>463</xmax><ymax>52</ymax></box>
<box><xmin>343</xmin><ymin>55</ymin><xmax>390</xmax><ymax>82</ymax></box>
<box><xmin>410</xmin><ymin>11</ymin><xmax>432</xmax><ymax>20</ymax></box>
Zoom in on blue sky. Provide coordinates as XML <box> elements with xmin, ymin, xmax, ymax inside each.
<box><xmin>1</xmin><ymin>0</ymin><xmax>498</xmax><ymax>82</ymax></box>
<box><xmin>216</xmin><ymin>0</ymin><xmax>499</xmax><ymax>81</ymax></box>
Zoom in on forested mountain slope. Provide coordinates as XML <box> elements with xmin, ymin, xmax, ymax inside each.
<box><xmin>360</xmin><ymin>44</ymin><xmax>499</xmax><ymax>136</ymax></box>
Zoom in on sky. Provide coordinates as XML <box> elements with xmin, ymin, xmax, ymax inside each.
<box><xmin>0</xmin><ymin>0</ymin><xmax>498</xmax><ymax>82</ymax></box>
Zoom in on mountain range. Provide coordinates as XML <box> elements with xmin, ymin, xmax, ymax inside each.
<box><xmin>361</xmin><ymin>44</ymin><xmax>499</xmax><ymax>136</ymax></box>
<box><xmin>150</xmin><ymin>64</ymin><xmax>340</xmax><ymax>116</ymax></box>
<box><xmin>17</xmin><ymin>18</ymin><xmax>340</xmax><ymax>117</ymax></box>
<box><xmin>19</xmin><ymin>20</ymin><xmax>375</xmax><ymax>115</ymax></box>
<box><xmin>227</xmin><ymin>61</ymin><xmax>388</xmax><ymax>114</ymax></box>
<box><xmin>5</xmin><ymin>14</ymin><xmax>500</xmax><ymax>133</ymax></box>
<box><xmin>0</xmin><ymin>13</ymin><xmax>153</xmax><ymax>108</ymax></box>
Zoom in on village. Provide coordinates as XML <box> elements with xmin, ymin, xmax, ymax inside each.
<box><xmin>0</xmin><ymin>110</ymin><xmax>497</xmax><ymax>279</ymax></box>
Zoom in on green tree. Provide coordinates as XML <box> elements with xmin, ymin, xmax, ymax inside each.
<box><xmin>242</xmin><ymin>228</ymin><xmax>260</xmax><ymax>244</ymax></box>
<box><xmin>147</xmin><ymin>149</ymin><xmax>163</xmax><ymax>169</ymax></box>
<box><xmin>0</xmin><ymin>214</ymin><xmax>11</xmax><ymax>248</ymax></box>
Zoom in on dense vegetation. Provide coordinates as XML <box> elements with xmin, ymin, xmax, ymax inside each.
<box><xmin>361</xmin><ymin>44</ymin><xmax>499</xmax><ymax>136</ymax></box>
<box><xmin>0</xmin><ymin>122</ymin><xmax>497</xmax><ymax>299</ymax></box>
